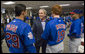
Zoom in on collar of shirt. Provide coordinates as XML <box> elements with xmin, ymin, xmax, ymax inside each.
<box><xmin>41</xmin><ymin>21</ymin><xmax>46</xmax><ymax>31</ymax></box>
<box><xmin>73</xmin><ymin>18</ymin><xmax>80</xmax><ymax>21</ymax></box>
<box><xmin>40</xmin><ymin>18</ymin><xmax>46</xmax><ymax>22</ymax></box>
<box><xmin>80</xmin><ymin>16</ymin><xmax>84</xmax><ymax>19</ymax></box>
<box><xmin>53</xmin><ymin>17</ymin><xmax>61</xmax><ymax>20</ymax></box>
<box><xmin>14</xmin><ymin>18</ymin><xmax>24</xmax><ymax>22</ymax></box>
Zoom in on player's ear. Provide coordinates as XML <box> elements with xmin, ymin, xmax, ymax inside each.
<box><xmin>25</xmin><ymin>10</ymin><xmax>27</xmax><ymax>16</ymax></box>
<box><xmin>21</xmin><ymin>11</ymin><xmax>26</xmax><ymax>16</ymax></box>
<box><xmin>21</xmin><ymin>11</ymin><xmax>24</xmax><ymax>15</ymax></box>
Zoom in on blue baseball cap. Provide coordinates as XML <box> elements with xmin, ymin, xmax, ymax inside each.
<box><xmin>70</xmin><ymin>9</ymin><xmax>83</xmax><ymax>14</ymax></box>
<box><xmin>79</xmin><ymin>10</ymin><xmax>83</xmax><ymax>14</ymax></box>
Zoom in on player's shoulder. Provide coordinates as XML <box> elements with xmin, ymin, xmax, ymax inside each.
<box><xmin>25</xmin><ymin>23</ymin><xmax>30</xmax><ymax>27</ymax></box>
<box><xmin>21</xmin><ymin>22</ymin><xmax>31</xmax><ymax>29</ymax></box>
<box><xmin>77</xmin><ymin>19</ymin><xmax>81</xmax><ymax>22</ymax></box>
<box><xmin>47</xmin><ymin>18</ymin><xmax>64</xmax><ymax>24</ymax></box>
<box><xmin>46</xmin><ymin>19</ymin><xmax>54</xmax><ymax>25</ymax></box>
<box><xmin>74</xmin><ymin>19</ymin><xmax>81</xmax><ymax>24</ymax></box>
<box><xmin>13</xmin><ymin>19</ymin><xmax>30</xmax><ymax>28</ymax></box>
<box><xmin>58</xmin><ymin>17</ymin><xmax>65</xmax><ymax>23</ymax></box>
<box><xmin>45</xmin><ymin>20</ymin><xmax>53</xmax><ymax>27</ymax></box>
<box><xmin>81</xmin><ymin>16</ymin><xmax>84</xmax><ymax>19</ymax></box>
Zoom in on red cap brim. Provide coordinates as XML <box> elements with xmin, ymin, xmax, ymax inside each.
<box><xmin>69</xmin><ymin>12</ymin><xmax>75</xmax><ymax>14</ymax></box>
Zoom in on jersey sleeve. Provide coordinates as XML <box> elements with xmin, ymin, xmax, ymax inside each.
<box><xmin>81</xmin><ymin>16</ymin><xmax>84</xmax><ymax>24</ymax></box>
<box><xmin>41</xmin><ymin>22</ymin><xmax>50</xmax><ymax>40</ymax></box>
<box><xmin>22</xmin><ymin>24</ymin><xmax>36</xmax><ymax>53</ymax></box>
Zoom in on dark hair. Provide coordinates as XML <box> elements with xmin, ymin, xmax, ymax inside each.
<box><xmin>15</xmin><ymin>4</ymin><xmax>26</xmax><ymax>16</ymax></box>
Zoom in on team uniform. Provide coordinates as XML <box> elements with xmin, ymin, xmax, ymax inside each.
<box><xmin>25</xmin><ymin>16</ymin><xmax>30</xmax><ymax>23</ymax></box>
<box><xmin>4</xmin><ymin>18</ymin><xmax>36</xmax><ymax>53</ymax></box>
<box><xmin>41</xmin><ymin>17</ymin><xmax>66</xmax><ymax>53</ymax></box>
<box><xmin>68</xmin><ymin>18</ymin><xmax>81</xmax><ymax>53</ymax></box>
<box><xmin>65</xmin><ymin>16</ymin><xmax>72</xmax><ymax>22</ymax></box>
<box><xmin>26</xmin><ymin>16</ymin><xmax>30</xmax><ymax>20</ymax></box>
<box><xmin>65</xmin><ymin>16</ymin><xmax>73</xmax><ymax>28</ymax></box>
<box><xmin>36</xmin><ymin>17</ymin><xmax>40</xmax><ymax>20</ymax></box>
<box><xmin>49</xmin><ymin>16</ymin><xmax>53</xmax><ymax>20</ymax></box>
<box><xmin>46</xmin><ymin>16</ymin><xmax>53</xmax><ymax>22</ymax></box>
<box><xmin>80</xmin><ymin>16</ymin><xmax>84</xmax><ymax>38</ymax></box>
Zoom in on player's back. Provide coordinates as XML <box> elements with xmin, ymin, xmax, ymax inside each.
<box><xmin>47</xmin><ymin>18</ymin><xmax>66</xmax><ymax>46</ymax></box>
<box><xmin>69</xmin><ymin>19</ymin><xmax>81</xmax><ymax>38</ymax></box>
<box><xmin>4</xmin><ymin>19</ymin><xmax>29</xmax><ymax>53</ymax></box>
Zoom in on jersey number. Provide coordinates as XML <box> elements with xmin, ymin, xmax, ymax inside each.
<box><xmin>57</xmin><ymin>30</ymin><xmax>65</xmax><ymax>42</ymax></box>
<box><xmin>6</xmin><ymin>32</ymin><xmax>19</xmax><ymax>48</ymax></box>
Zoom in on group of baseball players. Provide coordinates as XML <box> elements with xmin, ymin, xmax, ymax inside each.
<box><xmin>1</xmin><ymin>4</ymin><xmax>84</xmax><ymax>53</ymax></box>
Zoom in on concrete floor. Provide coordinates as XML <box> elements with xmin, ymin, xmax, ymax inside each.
<box><xmin>1</xmin><ymin>28</ymin><xmax>70</xmax><ymax>53</ymax></box>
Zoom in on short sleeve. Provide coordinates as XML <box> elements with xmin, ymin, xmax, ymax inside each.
<box><xmin>23</xmin><ymin>24</ymin><xmax>35</xmax><ymax>46</ymax></box>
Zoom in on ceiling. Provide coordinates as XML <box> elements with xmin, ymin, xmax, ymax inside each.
<box><xmin>1</xmin><ymin>1</ymin><xmax>84</xmax><ymax>9</ymax></box>
<box><xmin>1</xmin><ymin>1</ymin><xmax>84</xmax><ymax>15</ymax></box>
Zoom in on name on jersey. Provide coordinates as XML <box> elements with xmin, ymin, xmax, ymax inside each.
<box><xmin>56</xmin><ymin>24</ymin><xmax>65</xmax><ymax>30</ymax></box>
<box><xmin>6</xmin><ymin>24</ymin><xmax>18</xmax><ymax>33</ymax></box>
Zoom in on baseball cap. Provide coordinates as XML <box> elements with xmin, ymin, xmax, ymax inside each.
<box><xmin>70</xmin><ymin>9</ymin><xmax>83</xmax><ymax>14</ymax></box>
<box><xmin>79</xmin><ymin>10</ymin><xmax>83</xmax><ymax>14</ymax></box>
<box><xmin>69</xmin><ymin>12</ymin><xmax>75</xmax><ymax>14</ymax></box>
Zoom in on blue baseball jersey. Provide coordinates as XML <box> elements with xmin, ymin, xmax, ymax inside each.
<box><xmin>26</xmin><ymin>16</ymin><xmax>30</xmax><ymax>20</ymax></box>
<box><xmin>4</xmin><ymin>18</ymin><xmax>36</xmax><ymax>53</ymax></box>
<box><xmin>68</xmin><ymin>19</ymin><xmax>81</xmax><ymax>38</ymax></box>
<box><xmin>49</xmin><ymin>16</ymin><xmax>53</xmax><ymax>20</ymax></box>
<box><xmin>65</xmin><ymin>16</ymin><xmax>72</xmax><ymax>22</ymax></box>
<box><xmin>80</xmin><ymin>16</ymin><xmax>84</xmax><ymax>33</ymax></box>
<box><xmin>60</xmin><ymin>17</ymin><xmax>64</xmax><ymax>20</ymax></box>
<box><xmin>31</xmin><ymin>16</ymin><xmax>34</xmax><ymax>19</ymax></box>
<box><xmin>36</xmin><ymin>17</ymin><xmax>40</xmax><ymax>20</ymax></box>
<box><xmin>41</xmin><ymin>17</ymin><xmax>66</xmax><ymax>46</ymax></box>
<box><xmin>46</xmin><ymin>16</ymin><xmax>53</xmax><ymax>21</ymax></box>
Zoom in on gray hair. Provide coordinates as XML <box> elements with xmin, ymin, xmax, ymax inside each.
<box><xmin>39</xmin><ymin>9</ymin><xmax>47</xmax><ymax>15</ymax></box>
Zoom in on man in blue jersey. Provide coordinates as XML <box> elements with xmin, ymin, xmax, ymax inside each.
<box><xmin>49</xmin><ymin>16</ymin><xmax>53</xmax><ymax>20</ymax></box>
<box><xmin>65</xmin><ymin>14</ymin><xmax>73</xmax><ymax>28</ymax></box>
<box><xmin>41</xmin><ymin>4</ymin><xmax>66</xmax><ymax>53</ymax></box>
<box><xmin>65</xmin><ymin>15</ymin><xmax>72</xmax><ymax>22</ymax></box>
<box><xmin>4</xmin><ymin>4</ymin><xmax>36</xmax><ymax>53</ymax></box>
<box><xmin>79</xmin><ymin>10</ymin><xmax>84</xmax><ymax>38</ymax></box>
<box><xmin>68</xmin><ymin>9</ymin><xmax>82</xmax><ymax>53</ymax></box>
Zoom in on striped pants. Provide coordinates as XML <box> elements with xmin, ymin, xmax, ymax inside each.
<box><xmin>69</xmin><ymin>38</ymin><xmax>81</xmax><ymax>53</ymax></box>
<box><xmin>46</xmin><ymin>42</ymin><xmax>64</xmax><ymax>53</ymax></box>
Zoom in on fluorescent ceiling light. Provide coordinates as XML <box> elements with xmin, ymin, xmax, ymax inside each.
<box><xmin>40</xmin><ymin>6</ymin><xmax>49</xmax><ymax>8</ymax></box>
<box><xmin>2</xmin><ymin>1</ymin><xmax>15</xmax><ymax>5</ymax></box>
<box><xmin>26</xmin><ymin>7</ymin><xmax>32</xmax><ymax>9</ymax></box>
<box><xmin>60</xmin><ymin>4</ymin><xmax>70</xmax><ymax>6</ymax></box>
